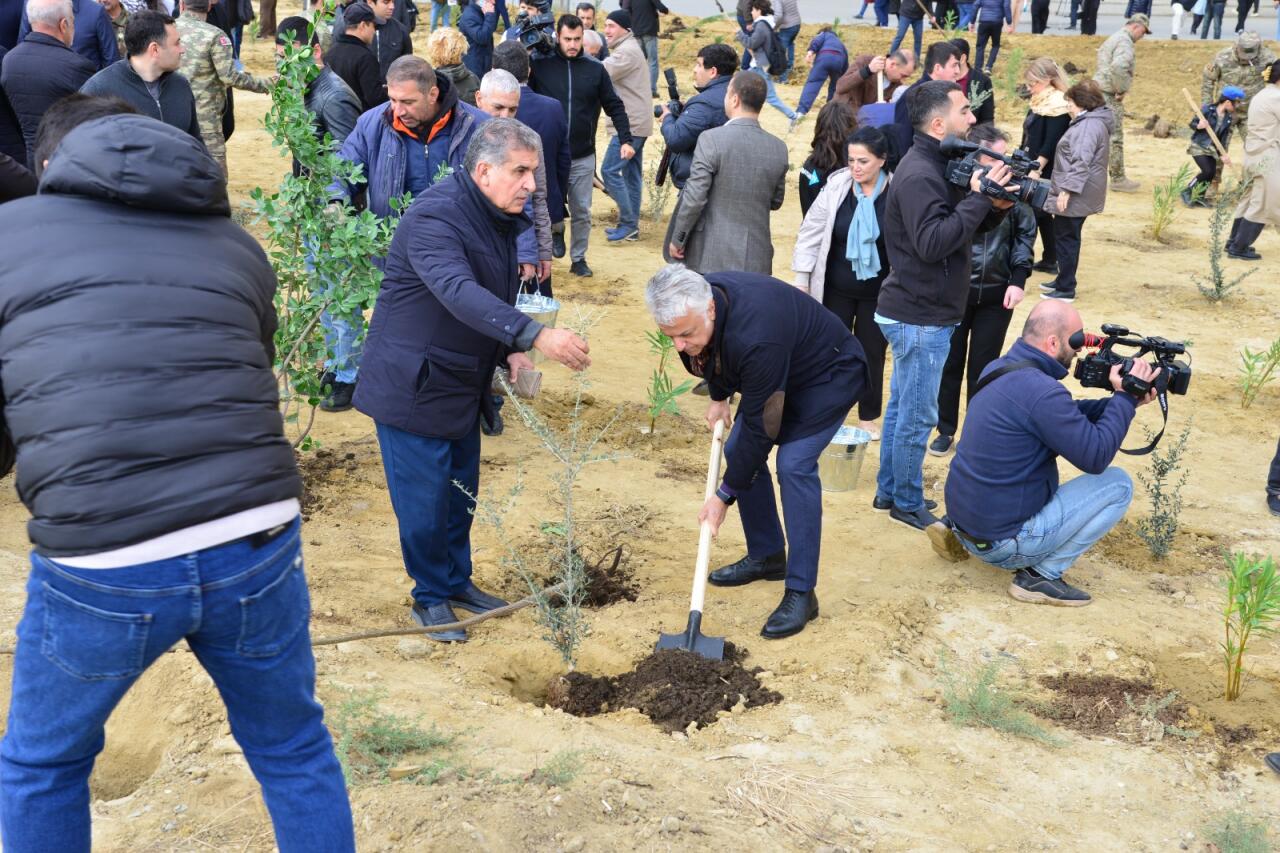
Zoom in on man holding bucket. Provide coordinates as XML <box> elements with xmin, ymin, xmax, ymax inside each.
<box><xmin>646</xmin><ymin>264</ymin><xmax>867</xmax><ymax>639</ymax></box>
<box><xmin>354</xmin><ymin>119</ymin><xmax>590</xmax><ymax>639</ymax></box>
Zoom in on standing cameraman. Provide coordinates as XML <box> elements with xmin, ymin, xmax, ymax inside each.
<box><xmin>659</xmin><ymin>42</ymin><xmax>735</xmax><ymax>191</ymax></box>
<box><xmin>933</xmin><ymin>300</ymin><xmax>1158</xmax><ymax>605</ymax></box>
<box><xmin>873</xmin><ymin>80</ymin><xmax>1013</xmax><ymax>531</ymax></box>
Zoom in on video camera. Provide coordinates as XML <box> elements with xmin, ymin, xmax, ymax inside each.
<box><xmin>653</xmin><ymin>68</ymin><xmax>682</xmax><ymax>186</ymax></box>
<box><xmin>510</xmin><ymin>0</ymin><xmax>557</xmax><ymax>58</ymax></box>
<box><xmin>1071</xmin><ymin>324</ymin><xmax>1192</xmax><ymax>398</ymax></box>
<box><xmin>940</xmin><ymin>135</ymin><xmax>1052</xmax><ymax>210</ymax></box>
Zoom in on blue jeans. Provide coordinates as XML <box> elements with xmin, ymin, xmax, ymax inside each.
<box><xmin>375</xmin><ymin>420</ymin><xmax>481</xmax><ymax>607</ymax></box>
<box><xmin>776</xmin><ymin>24</ymin><xmax>800</xmax><ymax>82</ymax></box>
<box><xmin>959</xmin><ymin>467</ymin><xmax>1133</xmax><ymax>579</ymax></box>
<box><xmin>638</xmin><ymin>33</ymin><xmax>659</xmax><ymax>95</ymax></box>
<box><xmin>890</xmin><ymin>16</ymin><xmax>923</xmax><ymax>58</ymax></box>
<box><xmin>957</xmin><ymin>1</ymin><xmax>977</xmax><ymax>26</ymax></box>
<box><xmin>1200</xmin><ymin>1</ymin><xmax>1225</xmax><ymax>37</ymax></box>
<box><xmin>750</xmin><ymin>66</ymin><xmax>797</xmax><ymax>120</ymax></box>
<box><xmin>430</xmin><ymin>1</ymin><xmax>448</xmax><ymax>29</ymax></box>
<box><xmin>601</xmin><ymin>134</ymin><xmax>646</xmax><ymax>231</ymax></box>
<box><xmin>876</xmin><ymin>321</ymin><xmax>955</xmax><ymax>512</ymax></box>
<box><xmin>305</xmin><ymin>240</ymin><xmax>364</xmax><ymax>383</ymax></box>
<box><xmin>797</xmin><ymin>53</ymin><xmax>848</xmax><ymax>114</ymax></box>
<box><xmin>0</xmin><ymin>519</ymin><xmax>353</xmax><ymax>853</ymax></box>
<box><xmin>738</xmin><ymin>14</ymin><xmax>752</xmax><ymax>69</ymax></box>
<box><xmin>725</xmin><ymin>414</ymin><xmax>850</xmax><ymax>592</ymax></box>
<box><xmin>874</xmin><ymin>0</ymin><xmax>892</xmax><ymax>25</ymax></box>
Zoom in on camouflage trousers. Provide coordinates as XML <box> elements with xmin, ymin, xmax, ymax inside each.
<box><xmin>1104</xmin><ymin>92</ymin><xmax>1126</xmax><ymax>180</ymax></box>
<box><xmin>199</xmin><ymin>125</ymin><xmax>228</xmax><ymax>175</ymax></box>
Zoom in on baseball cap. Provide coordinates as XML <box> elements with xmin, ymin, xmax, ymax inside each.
<box><xmin>1221</xmin><ymin>85</ymin><xmax>1246</xmax><ymax>101</ymax></box>
<box><xmin>344</xmin><ymin>3</ymin><xmax>376</xmax><ymax>25</ymax></box>
<box><xmin>1126</xmin><ymin>13</ymin><xmax>1150</xmax><ymax>31</ymax></box>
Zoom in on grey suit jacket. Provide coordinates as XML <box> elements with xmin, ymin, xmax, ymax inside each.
<box><xmin>664</xmin><ymin>117</ymin><xmax>789</xmax><ymax>275</ymax></box>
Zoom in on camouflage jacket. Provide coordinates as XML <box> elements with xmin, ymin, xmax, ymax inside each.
<box><xmin>176</xmin><ymin>13</ymin><xmax>271</xmax><ymax>131</ymax></box>
<box><xmin>109</xmin><ymin>9</ymin><xmax>128</xmax><ymax>57</ymax></box>
<box><xmin>1094</xmin><ymin>28</ymin><xmax>1136</xmax><ymax>95</ymax></box>
<box><xmin>1201</xmin><ymin>44</ymin><xmax>1278</xmax><ymax>118</ymax></box>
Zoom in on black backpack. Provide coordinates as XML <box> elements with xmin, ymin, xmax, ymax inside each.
<box><xmin>761</xmin><ymin>21</ymin><xmax>788</xmax><ymax>77</ymax></box>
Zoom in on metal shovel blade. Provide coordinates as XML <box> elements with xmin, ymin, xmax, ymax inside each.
<box><xmin>655</xmin><ymin>610</ymin><xmax>725</xmax><ymax>660</ymax></box>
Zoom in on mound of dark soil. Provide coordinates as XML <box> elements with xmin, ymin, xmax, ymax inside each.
<box><xmin>1040</xmin><ymin>673</ymin><xmax>1187</xmax><ymax>737</ymax></box>
<box><xmin>546</xmin><ymin>643</ymin><xmax>781</xmax><ymax>732</ymax></box>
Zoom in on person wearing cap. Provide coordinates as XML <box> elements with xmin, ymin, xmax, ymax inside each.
<box><xmin>600</xmin><ymin>9</ymin><xmax>650</xmax><ymax>242</ymax></box>
<box><xmin>327</xmin><ymin>3</ymin><xmax>386</xmax><ymax>110</ymax></box>
<box><xmin>1184</xmin><ymin>85</ymin><xmax>1244</xmax><ymax>207</ymax></box>
<box><xmin>1093</xmin><ymin>13</ymin><xmax>1148</xmax><ymax>194</ymax></box>
<box><xmin>1201</xmin><ymin>31</ymin><xmax>1277</xmax><ymax>142</ymax></box>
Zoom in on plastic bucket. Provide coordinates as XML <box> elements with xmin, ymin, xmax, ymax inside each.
<box><xmin>819</xmin><ymin>426</ymin><xmax>872</xmax><ymax>493</ymax></box>
<box><xmin>516</xmin><ymin>293</ymin><xmax>560</xmax><ymax>363</ymax></box>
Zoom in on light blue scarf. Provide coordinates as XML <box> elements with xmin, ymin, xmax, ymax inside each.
<box><xmin>845</xmin><ymin>171</ymin><xmax>885</xmax><ymax>280</ymax></box>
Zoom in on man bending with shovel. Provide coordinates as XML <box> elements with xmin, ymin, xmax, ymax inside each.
<box><xmin>646</xmin><ymin>264</ymin><xmax>867</xmax><ymax>639</ymax></box>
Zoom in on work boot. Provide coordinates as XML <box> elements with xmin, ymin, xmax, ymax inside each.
<box><xmin>761</xmin><ymin>589</ymin><xmax>819</xmax><ymax>639</ymax></box>
<box><xmin>1007</xmin><ymin>568</ymin><xmax>1091</xmax><ymax>606</ymax></box>
<box><xmin>1110</xmin><ymin>176</ymin><xmax>1141</xmax><ymax>193</ymax></box>
<box><xmin>411</xmin><ymin>602</ymin><xmax>467</xmax><ymax>642</ymax></box>
<box><xmin>926</xmin><ymin>520</ymin><xmax>971</xmax><ymax>562</ymax></box>
<box><xmin>1180</xmin><ymin>187</ymin><xmax>1194</xmax><ymax>207</ymax></box>
<box><xmin>709</xmin><ymin>550</ymin><xmax>787</xmax><ymax>587</ymax></box>
<box><xmin>448</xmin><ymin>582</ymin><xmax>509</xmax><ymax>615</ymax></box>
<box><xmin>320</xmin><ymin>380</ymin><xmax>355</xmax><ymax>412</ymax></box>
<box><xmin>570</xmin><ymin>259</ymin><xmax>593</xmax><ymax>277</ymax></box>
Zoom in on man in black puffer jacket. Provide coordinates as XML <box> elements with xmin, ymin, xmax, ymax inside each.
<box><xmin>0</xmin><ymin>97</ymin><xmax>353</xmax><ymax>852</ymax></box>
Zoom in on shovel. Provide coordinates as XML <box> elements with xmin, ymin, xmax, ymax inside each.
<box><xmin>656</xmin><ymin>418</ymin><xmax>727</xmax><ymax>660</ymax></box>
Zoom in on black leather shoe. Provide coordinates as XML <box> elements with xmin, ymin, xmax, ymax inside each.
<box><xmin>1226</xmin><ymin>245</ymin><xmax>1262</xmax><ymax>261</ymax></box>
<box><xmin>1267</xmin><ymin>492</ymin><xmax>1280</xmax><ymax>517</ymax></box>
<box><xmin>552</xmin><ymin>231</ymin><xmax>566</xmax><ymax>258</ymax></box>
<box><xmin>872</xmin><ymin>496</ymin><xmax>937</xmax><ymax>513</ymax></box>
<box><xmin>319</xmin><ymin>381</ymin><xmax>355</xmax><ymax>412</ymax></box>
<box><xmin>570</xmin><ymin>259</ymin><xmax>593</xmax><ymax>277</ymax></box>
<box><xmin>411</xmin><ymin>602</ymin><xmax>466</xmax><ymax>642</ymax></box>
<box><xmin>448</xmin><ymin>582</ymin><xmax>509</xmax><ymax>614</ymax></box>
<box><xmin>889</xmin><ymin>505</ymin><xmax>941</xmax><ymax>530</ymax></box>
<box><xmin>708</xmin><ymin>551</ymin><xmax>786</xmax><ymax>587</ymax></box>
<box><xmin>481</xmin><ymin>409</ymin><xmax>504</xmax><ymax>436</ymax></box>
<box><xmin>1031</xmin><ymin>258</ymin><xmax>1057</xmax><ymax>273</ymax></box>
<box><xmin>761</xmin><ymin>589</ymin><xmax>818</xmax><ymax>639</ymax></box>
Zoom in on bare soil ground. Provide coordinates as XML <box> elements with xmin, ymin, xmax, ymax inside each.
<box><xmin>1</xmin><ymin>18</ymin><xmax>1279</xmax><ymax>852</ymax></box>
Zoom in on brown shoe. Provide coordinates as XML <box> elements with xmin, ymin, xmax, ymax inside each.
<box><xmin>1110</xmin><ymin>177</ymin><xmax>1141</xmax><ymax>193</ymax></box>
<box><xmin>927</xmin><ymin>522</ymin><xmax>970</xmax><ymax>562</ymax></box>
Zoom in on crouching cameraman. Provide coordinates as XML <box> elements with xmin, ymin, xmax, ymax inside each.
<box><xmin>931</xmin><ymin>300</ymin><xmax>1158</xmax><ymax>606</ymax></box>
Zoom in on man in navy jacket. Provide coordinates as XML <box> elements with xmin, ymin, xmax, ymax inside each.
<box><xmin>659</xmin><ymin>42</ymin><xmax>734</xmax><ymax>190</ymax></box>
<box><xmin>458</xmin><ymin>0</ymin><xmax>496</xmax><ymax>77</ymax></box>
<box><xmin>353</xmin><ymin>118</ymin><xmax>590</xmax><ymax>639</ymax></box>
<box><xmin>646</xmin><ymin>264</ymin><xmax>866</xmax><ymax>640</ymax></box>
<box><xmin>18</xmin><ymin>0</ymin><xmax>118</xmax><ymax>69</ymax></box>
<box><xmin>937</xmin><ymin>300</ymin><xmax>1158</xmax><ymax>606</ymax></box>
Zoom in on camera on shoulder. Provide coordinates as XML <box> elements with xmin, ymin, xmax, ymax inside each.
<box><xmin>940</xmin><ymin>134</ymin><xmax>1052</xmax><ymax>210</ymax></box>
<box><xmin>511</xmin><ymin>0</ymin><xmax>557</xmax><ymax>58</ymax></box>
<box><xmin>1070</xmin><ymin>324</ymin><xmax>1192</xmax><ymax>398</ymax></box>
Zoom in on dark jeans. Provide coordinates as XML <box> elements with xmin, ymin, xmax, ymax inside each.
<box><xmin>1235</xmin><ymin>0</ymin><xmax>1253</xmax><ymax>31</ymax></box>
<box><xmin>1268</xmin><ymin>436</ymin><xmax>1280</xmax><ymax>496</ymax></box>
<box><xmin>822</xmin><ymin>288</ymin><xmax>887</xmax><ymax>421</ymax></box>
<box><xmin>937</xmin><ymin>297</ymin><xmax>1015</xmax><ymax>437</ymax></box>
<box><xmin>1123</xmin><ymin>0</ymin><xmax>1151</xmax><ymax>14</ymax></box>
<box><xmin>797</xmin><ymin>53</ymin><xmax>848</xmax><ymax>115</ymax></box>
<box><xmin>776</xmin><ymin>24</ymin><xmax>800</xmax><ymax>82</ymax></box>
<box><xmin>874</xmin><ymin>0</ymin><xmax>892</xmax><ymax>25</ymax></box>
<box><xmin>891</xmin><ymin>16</ymin><xmax>924</xmax><ymax>58</ymax></box>
<box><xmin>1031</xmin><ymin>0</ymin><xmax>1050</xmax><ymax>32</ymax></box>
<box><xmin>975</xmin><ymin>21</ymin><xmax>1002</xmax><ymax>70</ymax></box>
<box><xmin>1070</xmin><ymin>0</ymin><xmax>1080</xmax><ymax>26</ymax></box>
<box><xmin>1034</xmin><ymin>208</ymin><xmax>1057</xmax><ymax>265</ymax></box>
<box><xmin>1079</xmin><ymin>0</ymin><xmax>1100</xmax><ymax>33</ymax></box>
<box><xmin>1200</xmin><ymin>1</ymin><xmax>1226</xmax><ymax>37</ymax></box>
<box><xmin>1190</xmin><ymin>154</ymin><xmax>1219</xmax><ymax>194</ymax></box>
<box><xmin>1052</xmin><ymin>214</ymin><xmax>1086</xmax><ymax>294</ymax></box>
<box><xmin>0</xmin><ymin>519</ymin><xmax>354</xmax><ymax>852</ymax></box>
<box><xmin>725</xmin><ymin>412</ymin><xmax>850</xmax><ymax>592</ymax></box>
<box><xmin>375</xmin><ymin>419</ymin><xmax>482</xmax><ymax>607</ymax></box>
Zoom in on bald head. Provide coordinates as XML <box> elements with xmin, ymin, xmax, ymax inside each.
<box><xmin>1022</xmin><ymin>301</ymin><xmax>1084</xmax><ymax>368</ymax></box>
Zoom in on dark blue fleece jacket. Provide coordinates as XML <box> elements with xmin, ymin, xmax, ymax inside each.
<box><xmin>944</xmin><ymin>338</ymin><xmax>1138</xmax><ymax>541</ymax></box>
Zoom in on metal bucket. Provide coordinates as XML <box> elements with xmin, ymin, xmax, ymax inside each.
<box><xmin>516</xmin><ymin>293</ymin><xmax>560</xmax><ymax>363</ymax></box>
<box><xmin>819</xmin><ymin>426</ymin><xmax>872</xmax><ymax>493</ymax></box>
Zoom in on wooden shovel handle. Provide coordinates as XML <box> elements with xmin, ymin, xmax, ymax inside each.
<box><xmin>690</xmin><ymin>419</ymin><xmax>726</xmax><ymax>613</ymax></box>
<box><xmin>1181</xmin><ymin>87</ymin><xmax>1230</xmax><ymax>162</ymax></box>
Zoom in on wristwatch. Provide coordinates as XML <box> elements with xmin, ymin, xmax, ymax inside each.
<box><xmin>715</xmin><ymin>484</ymin><xmax>737</xmax><ymax>506</ymax></box>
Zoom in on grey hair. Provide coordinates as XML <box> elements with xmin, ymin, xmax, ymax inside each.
<box><xmin>27</xmin><ymin>0</ymin><xmax>73</xmax><ymax>27</ymax></box>
<box><xmin>479</xmin><ymin>68</ymin><xmax>520</xmax><ymax>97</ymax></box>
<box><xmin>463</xmin><ymin>117</ymin><xmax>541</xmax><ymax>173</ymax></box>
<box><xmin>386</xmin><ymin>55</ymin><xmax>437</xmax><ymax>94</ymax></box>
<box><xmin>645</xmin><ymin>264</ymin><xmax>712</xmax><ymax>326</ymax></box>
<box><xmin>582</xmin><ymin>28</ymin><xmax>604</xmax><ymax>53</ymax></box>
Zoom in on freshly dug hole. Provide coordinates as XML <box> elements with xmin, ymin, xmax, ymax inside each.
<box><xmin>546</xmin><ymin>644</ymin><xmax>781</xmax><ymax>732</ymax></box>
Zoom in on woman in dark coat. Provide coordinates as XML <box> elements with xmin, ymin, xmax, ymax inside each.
<box><xmin>797</xmin><ymin>100</ymin><xmax>856</xmax><ymax>215</ymax></box>
<box><xmin>1020</xmin><ymin>57</ymin><xmax>1072</xmax><ymax>274</ymax></box>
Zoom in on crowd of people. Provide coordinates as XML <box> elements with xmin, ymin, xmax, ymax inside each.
<box><xmin>0</xmin><ymin>0</ymin><xmax>1279</xmax><ymax>848</ymax></box>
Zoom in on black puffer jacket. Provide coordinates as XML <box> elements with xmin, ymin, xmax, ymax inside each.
<box><xmin>0</xmin><ymin>33</ymin><xmax>97</xmax><ymax>163</ymax></box>
<box><xmin>0</xmin><ymin>114</ymin><xmax>299</xmax><ymax>557</ymax></box>
<box><xmin>0</xmin><ymin>45</ymin><xmax>26</xmax><ymax>162</ymax></box>
<box><xmin>969</xmin><ymin>199</ymin><xmax>1036</xmax><ymax>304</ymax></box>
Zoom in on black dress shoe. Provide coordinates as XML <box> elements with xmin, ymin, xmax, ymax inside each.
<box><xmin>411</xmin><ymin>602</ymin><xmax>466</xmax><ymax>642</ymax></box>
<box><xmin>708</xmin><ymin>551</ymin><xmax>786</xmax><ymax>587</ymax></box>
<box><xmin>448</xmin><ymin>582</ymin><xmax>509</xmax><ymax>614</ymax></box>
<box><xmin>872</xmin><ymin>496</ymin><xmax>938</xmax><ymax>513</ymax></box>
<box><xmin>761</xmin><ymin>589</ymin><xmax>818</xmax><ymax>639</ymax></box>
<box><xmin>1031</xmin><ymin>258</ymin><xmax>1057</xmax><ymax>273</ymax></box>
<box><xmin>319</xmin><ymin>381</ymin><xmax>355</xmax><ymax>412</ymax></box>
<box><xmin>481</xmin><ymin>409</ymin><xmax>504</xmax><ymax>436</ymax></box>
<box><xmin>552</xmin><ymin>231</ymin><xmax>566</xmax><ymax>258</ymax></box>
<box><xmin>1267</xmin><ymin>492</ymin><xmax>1280</xmax><ymax>517</ymax></box>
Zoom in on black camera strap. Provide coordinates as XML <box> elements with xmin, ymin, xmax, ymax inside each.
<box><xmin>1119</xmin><ymin>390</ymin><xmax>1167</xmax><ymax>456</ymax></box>
<box><xmin>971</xmin><ymin>360</ymin><xmax>1038</xmax><ymax>396</ymax></box>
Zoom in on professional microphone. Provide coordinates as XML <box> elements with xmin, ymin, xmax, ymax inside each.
<box><xmin>1068</xmin><ymin>330</ymin><xmax>1107</xmax><ymax>350</ymax></box>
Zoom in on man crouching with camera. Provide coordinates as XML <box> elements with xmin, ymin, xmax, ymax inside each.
<box><xmin>930</xmin><ymin>300</ymin><xmax>1158</xmax><ymax>606</ymax></box>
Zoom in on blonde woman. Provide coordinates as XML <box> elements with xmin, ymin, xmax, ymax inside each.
<box><xmin>1020</xmin><ymin>57</ymin><xmax>1071</xmax><ymax>275</ymax></box>
<box><xmin>425</xmin><ymin>27</ymin><xmax>480</xmax><ymax>105</ymax></box>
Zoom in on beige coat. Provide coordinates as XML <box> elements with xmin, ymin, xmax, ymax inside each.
<box><xmin>792</xmin><ymin>167</ymin><xmax>850</xmax><ymax>305</ymax></box>
<box><xmin>1235</xmin><ymin>84</ymin><xmax>1280</xmax><ymax>228</ymax></box>
<box><xmin>603</xmin><ymin>32</ymin><xmax>654</xmax><ymax>139</ymax></box>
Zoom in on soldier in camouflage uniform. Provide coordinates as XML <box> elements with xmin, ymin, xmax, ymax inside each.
<box><xmin>1093</xmin><ymin>13</ymin><xmax>1149</xmax><ymax>193</ymax></box>
<box><xmin>102</xmin><ymin>0</ymin><xmax>130</xmax><ymax>56</ymax></box>
<box><xmin>176</xmin><ymin>0</ymin><xmax>274</xmax><ymax>173</ymax></box>
<box><xmin>1201</xmin><ymin>31</ymin><xmax>1276</xmax><ymax>143</ymax></box>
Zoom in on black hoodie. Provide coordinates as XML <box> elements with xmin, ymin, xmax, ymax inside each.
<box><xmin>0</xmin><ymin>115</ymin><xmax>299</xmax><ymax>556</ymax></box>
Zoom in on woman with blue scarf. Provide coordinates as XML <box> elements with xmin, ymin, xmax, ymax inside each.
<box><xmin>791</xmin><ymin>125</ymin><xmax>891</xmax><ymax>438</ymax></box>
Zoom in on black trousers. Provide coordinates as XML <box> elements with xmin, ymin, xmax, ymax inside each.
<box><xmin>823</xmin><ymin>288</ymin><xmax>888</xmax><ymax>421</ymax></box>
<box><xmin>1034</xmin><ymin>208</ymin><xmax>1057</xmax><ymax>264</ymax></box>
<box><xmin>1052</xmin><ymin>214</ymin><xmax>1087</xmax><ymax>294</ymax></box>
<box><xmin>1079</xmin><ymin>0</ymin><xmax>1100</xmax><ymax>33</ymax></box>
<box><xmin>1190</xmin><ymin>154</ymin><xmax>1218</xmax><ymax>194</ymax></box>
<box><xmin>1269</xmin><ymin>435</ymin><xmax>1280</xmax><ymax>496</ymax></box>
<box><xmin>937</xmin><ymin>296</ymin><xmax>1015</xmax><ymax>437</ymax></box>
<box><xmin>975</xmin><ymin>21</ymin><xmax>1002</xmax><ymax>70</ymax></box>
<box><xmin>1235</xmin><ymin>0</ymin><xmax>1253</xmax><ymax>31</ymax></box>
<box><xmin>1031</xmin><ymin>0</ymin><xmax>1050</xmax><ymax>31</ymax></box>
